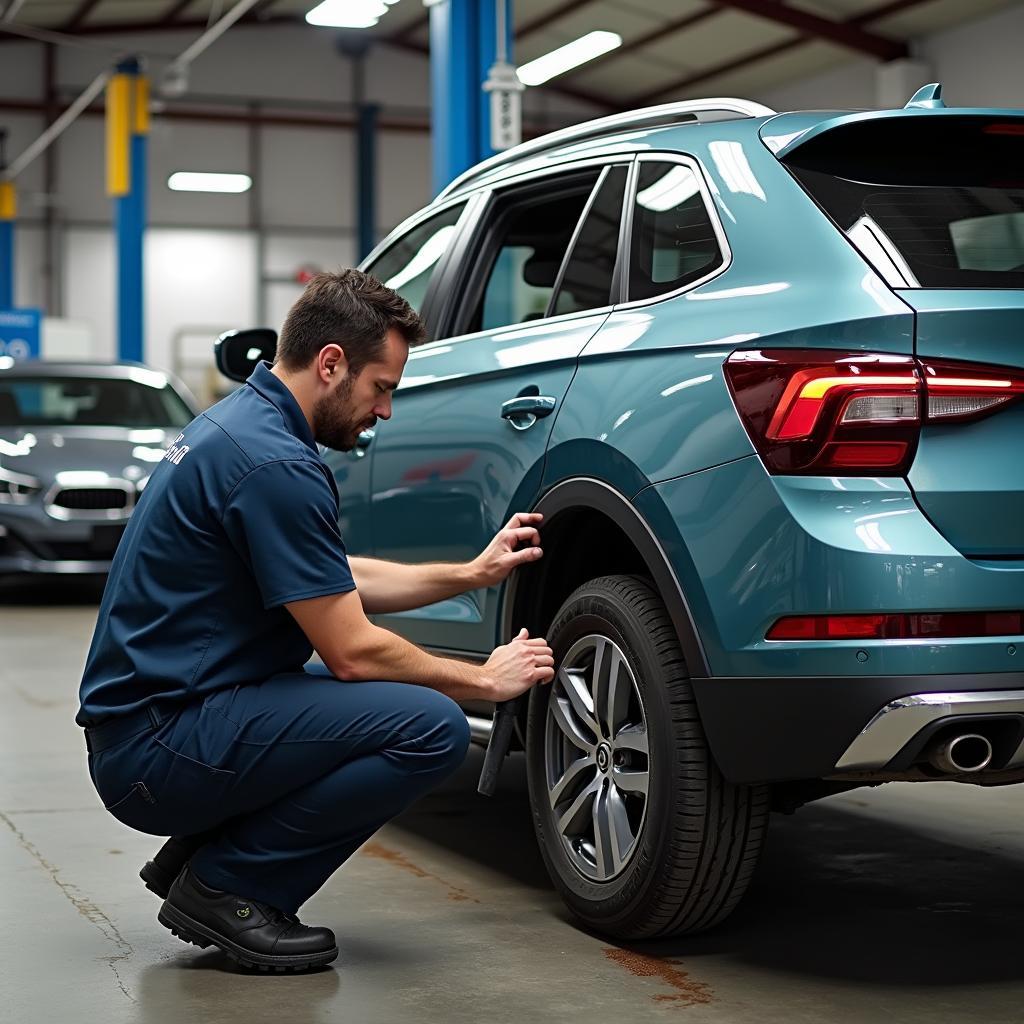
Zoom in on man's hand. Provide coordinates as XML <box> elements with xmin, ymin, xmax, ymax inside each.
<box><xmin>480</xmin><ymin>627</ymin><xmax>555</xmax><ymax>702</ymax></box>
<box><xmin>471</xmin><ymin>512</ymin><xmax>544</xmax><ymax>588</ymax></box>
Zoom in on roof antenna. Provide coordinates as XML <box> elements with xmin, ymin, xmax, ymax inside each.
<box><xmin>905</xmin><ymin>83</ymin><xmax>945</xmax><ymax>109</ymax></box>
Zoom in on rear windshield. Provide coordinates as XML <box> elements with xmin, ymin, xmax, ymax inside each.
<box><xmin>0</xmin><ymin>376</ymin><xmax>194</xmax><ymax>429</ymax></box>
<box><xmin>784</xmin><ymin>116</ymin><xmax>1024</xmax><ymax>288</ymax></box>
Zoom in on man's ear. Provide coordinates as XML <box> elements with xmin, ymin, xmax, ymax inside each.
<box><xmin>319</xmin><ymin>344</ymin><xmax>348</xmax><ymax>382</ymax></box>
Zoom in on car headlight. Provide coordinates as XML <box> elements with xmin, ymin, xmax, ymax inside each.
<box><xmin>0</xmin><ymin>466</ymin><xmax>43</xmax><ymax>505</ymax></box>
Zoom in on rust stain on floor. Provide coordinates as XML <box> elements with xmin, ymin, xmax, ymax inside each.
<box><xmin>603</xmin><ymin>948</ymin><xmax>713</xmax><ymax>1007</ymax></box>
<box><xmin>360</xmin><ymin>842</ymin><xmax>480</xmax><ymax>904</ymax></box>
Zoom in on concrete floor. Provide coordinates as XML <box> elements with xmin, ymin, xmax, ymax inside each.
<box><xmin>3</xmin><ymin>580</ymin><xmax>1024</xmax><ymax>1023</ymax></box>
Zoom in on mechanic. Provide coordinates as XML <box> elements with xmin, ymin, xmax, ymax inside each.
<box><xmin>75</xmin><ymin>270</ymin><xmax>554</xmax><ymax>973</ymax></box>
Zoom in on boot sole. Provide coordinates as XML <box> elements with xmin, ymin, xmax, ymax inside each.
<box><xmin>158</xmin><ymin>901</ymin><xmax>338</xmax><ymax>973</ymax></box>
<box><xmin>140</xmin><ymin>861</ymin><xmax>174</xmax><ymax>900</ymax></box>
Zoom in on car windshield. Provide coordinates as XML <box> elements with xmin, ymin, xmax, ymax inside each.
<box><xmin>0</xmin><ymin>374</ymin><xmax>194</xmax><ymax>429</ymax></box>
<box><xmin>785</xmin><ymin>115</ymin><xmax>1024</xmax><ymax>288</ymax></box>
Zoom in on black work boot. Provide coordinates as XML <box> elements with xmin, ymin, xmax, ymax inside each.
<box><xmin>158</xmin><ymin>865</ymin><xmax>338</xmax><ymax>972</ymax></box>
<box><xmin>140</xmin><ymin>831</ymin><xmax>218</xmax><ymax>899</ymax></box>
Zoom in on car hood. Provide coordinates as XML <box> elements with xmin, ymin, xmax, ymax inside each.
<box><xmin>0</xmin><ymin>426</ymin><xmax>175</xmax><ymax>486</ymax></box>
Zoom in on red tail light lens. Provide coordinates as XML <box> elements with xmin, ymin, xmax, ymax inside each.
<box><xmin>725</xmin><ymin>350</ymin><xmax>1024</xmax><ymax>475</ymax></box>
<box><xmin>768</xmin><ymin>612</ymin><xmax>1024</xmax><ymax>640</ymax></box>
<box><xmin>725</xmin><ymin>350</ymin><xmax>920</xmax><ymax>474</ymax></box>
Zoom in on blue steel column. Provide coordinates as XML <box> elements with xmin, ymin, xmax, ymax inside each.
<box><xmin>0</xmin><ymin>186</ymin><xmax>13</xmax><ymax>310</ymax></box>
<box><xmin>0</xmin><ymin>129</ymin><xmax>13</xmax><ymax>308</ymax></box>
<box><xmin>430</xmin><ymin>0</ymin><xmax>515</xmax><ymax>195</ymax></box>
<box><xmin>357</xmin><ymin>103</ymin><xmax>378</xmax><ymax>261</ymax></box>
<box><xmin>109</xmin><ymin>59</ymin><xmax>147</xmax><ymax>364</ymax></box>
<box><xmin>430</xmin><ymin>0</ymin><xmax>495</xmax><ymax>195</ymax></box>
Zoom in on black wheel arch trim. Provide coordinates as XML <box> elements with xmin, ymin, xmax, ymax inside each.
<box><xmin>501</xmin><ymin>477</ymin><xmax>711</xmax><ymax>677</ymax></box>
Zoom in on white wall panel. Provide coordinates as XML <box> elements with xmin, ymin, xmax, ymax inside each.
<box><xmin>12</xmin><ymin>225</ymin><xmax>44</xmax><ymax>311</ymax></box>
<box><xmin>0</xmin><ymin>41</ymin><xmax>43</xmax><ymax>99</ymax></box>
<box><xmin>260</xmin><ymin>125</ymin><xmax>353</xmax><ymax>229</ymax></box>
<box><xmin>145</xmin><ymin>229</ymin><xmax>257</xmax><ymax>375</ymax></box>
<box><xmin>377</xmin><ymin>131</ymin><xmax>433</xmax><ymax>233</ymax></box>
<box><xmin>264</xmin><ymin>233</ymin><xmax>355</xmax><ymax>277</ymax></box>
<box><xmin>64</xmin><ymin>228</ymin><xmax>115</xmax><ymax>361</ymax></box>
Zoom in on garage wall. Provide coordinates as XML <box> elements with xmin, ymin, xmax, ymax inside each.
<box><xmin>2</xmin><ymin>8</ymin><xmax>1023</xmax><ymax>380</ymax></box>
<box><xmin>759</xmin><ymin>2</ymin><xmax>1024</xmax><ymax>112</ymax></box>
<box><xmin>1</xmin><ymin>25</ymin><xmax>599</xmax><ymax>383</ymax></box>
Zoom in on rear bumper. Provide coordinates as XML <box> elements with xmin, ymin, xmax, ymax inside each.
<box><xmin>691</xmin><ymin>671</ymin><xmax>1024</xmax><ymax>783</ymax></box>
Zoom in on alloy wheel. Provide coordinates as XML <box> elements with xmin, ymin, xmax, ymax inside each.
<box><xmin>544</xmin><ymin>634</ymin><xmax>650</xmax><ymax>882</ymax></box>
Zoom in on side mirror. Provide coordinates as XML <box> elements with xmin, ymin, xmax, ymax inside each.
<box><xmin>215</xmin><ymin>328</ymin><xmax>278</xmax><ymax>383</ymax></box>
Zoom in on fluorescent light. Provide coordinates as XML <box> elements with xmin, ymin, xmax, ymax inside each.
<box><xmin>305</xmin><ymin>0</ymin><xmax>388</xmax><ymax>27</ymax></box>
<box><xmin>168</xmin><ymin>172</ymin><xmax>252</xmax><ymax>194</ymax></box>
<box><xmin>517</xmin><ymin>31</ymin><xmax>621</xmax><ymax>86</ymax></box>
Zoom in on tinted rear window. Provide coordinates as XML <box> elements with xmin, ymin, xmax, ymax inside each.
<box><xmin>785</xmin><ymin>116</ymin><xmax>1024</xmax><ymax>288</ymax></box>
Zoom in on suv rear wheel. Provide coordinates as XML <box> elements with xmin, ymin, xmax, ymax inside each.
<box><xmin>525</xmin><ymin>574</ymin><xmax>769</xmax><ymax>938</ymax></box>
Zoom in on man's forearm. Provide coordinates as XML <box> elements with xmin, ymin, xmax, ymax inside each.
<box><xmin>348</xmin><ymin>556</ymin><xmax>482</xmax><ymax>614</ymax></box>
<box><xmin>335</xmin><ymin>622</ymin><xmax>493</xmax><ymax>702</ymax></box>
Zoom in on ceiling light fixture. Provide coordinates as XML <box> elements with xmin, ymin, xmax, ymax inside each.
<box><xmin>305</xmin><ymin>0</ymin><xmax>398</xmax><ymax>28</ymax></box>
<box><xmin>517</xmin><ymin>30</ymin><xmax>622</xmax><ymax>87</ymax></box>
<box><xmin>168</xmin><ymin>172</ymin><xmax>252</xmax><ymax>194</ymax></box>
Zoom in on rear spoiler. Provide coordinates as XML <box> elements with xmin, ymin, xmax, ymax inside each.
<box><xmin>760</xmin><ymin>83</ymin><xmax>1024</xmax><ymax>161</ymax></box>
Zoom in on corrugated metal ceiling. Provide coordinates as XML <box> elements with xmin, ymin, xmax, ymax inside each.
<box><xmin>0</xmin><ymin>0</ymin><xmax>1018</xmax><ymax>110</ymax></box>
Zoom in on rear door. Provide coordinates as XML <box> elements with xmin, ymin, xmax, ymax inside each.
<box><xmin>369</xmin><ymin>161</ymin><xmax>630</xmax><ymax>653</ymax></box>
<box><xmin>782</xmin><ymin>113</ymin><xmax>1024</xmax><ymax>557</ymax></box>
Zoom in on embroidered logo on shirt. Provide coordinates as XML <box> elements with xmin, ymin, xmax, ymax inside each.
<box><xmin>164</xmin><ymin>433</ymin><xmax>191</xmax><ymax>465</ymax></box>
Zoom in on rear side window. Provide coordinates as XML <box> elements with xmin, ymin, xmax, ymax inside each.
<box><xmin>552</xmin><ymin>165</ymin><xmax>628</xmax><ymax>317</ymax></box>
<box><xmin>363</xmin><ymin>202</ymin><xmax>466</xmax><ymax>312</ymax></box>
<box><xmin>460</xmin><ymin>170</ymin><xmax>602</xmax><ymax>334</ymax></box>
<box><xmin>628</xmin><ymin>160</ymin><xmax>723</xmax><ymax>302</ymax></box>
<box><xmin>784</xmin><ymin>116</ymin><xmax>1024</xmax><ymax>288</ymax></box>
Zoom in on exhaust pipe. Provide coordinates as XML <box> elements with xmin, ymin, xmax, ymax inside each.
<box><xmin>927</xmin><ymin>733</ymin><xmax>994</xmax><ymax>774</ymax></box>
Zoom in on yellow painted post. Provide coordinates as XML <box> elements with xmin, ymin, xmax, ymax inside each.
<box><xmin>106</xmin><ymin>73</ymin><xmax>131</xmax><ymax>198</ymax></box>
<box><xmin>0</xmin><ymin>180</ymin><xmax>15</xmax><ymax>220</ymax></box>
<box><xmin>133</xmin><ymin>75</ymin><xmax>150</xmax><ymax>137</ymax></box>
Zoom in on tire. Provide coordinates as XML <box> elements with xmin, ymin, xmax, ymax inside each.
<box><xmin>525</xmin><ymin>574</ymin><xmax>769</xmax><ymax>939</ymax></box>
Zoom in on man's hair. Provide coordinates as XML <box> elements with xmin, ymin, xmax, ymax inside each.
<box><xmin>275</xmin><ymin>268</ymin><xmax>426</xmax><ymax>374</ymax></box>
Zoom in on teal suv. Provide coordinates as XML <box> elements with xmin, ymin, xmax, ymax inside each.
<box><xmin>253</xmin><ymin>87</ymin><xmax>1024</xmax><ymax>938</ymax></box>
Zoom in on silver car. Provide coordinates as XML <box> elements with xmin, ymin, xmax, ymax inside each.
<box><xmin>0</xmin><ymin>360</ymin><xmax>198</xmax><ymax>577</ymax></box>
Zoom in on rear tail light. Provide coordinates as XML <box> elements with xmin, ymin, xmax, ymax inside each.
<box><xmin>724</xmin><ymin>349</ymin><xmax>1024</xmax><ymax>475</ymax></box>
<box><xmin>768</xmin><ymin>612</ymin><xmax>1024</xmax><ymax>640</ymax></box>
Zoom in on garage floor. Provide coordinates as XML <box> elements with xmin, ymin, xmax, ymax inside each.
<box><xmin>3</xmin><ymin>582</ymin><xmax>1024</xmax><ymax>1023</ymax></box>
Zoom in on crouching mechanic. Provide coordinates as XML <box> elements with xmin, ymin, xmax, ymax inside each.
<box><xmin>75</xmin><ymin>270</ymin><xmax>555</xmax><ymax>973</ymax></box>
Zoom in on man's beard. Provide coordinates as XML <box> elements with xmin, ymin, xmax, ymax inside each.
<box><xmin>312</xmin><ymin>375</ymin><xmax>365</xmax><ymax>451</ymax></box>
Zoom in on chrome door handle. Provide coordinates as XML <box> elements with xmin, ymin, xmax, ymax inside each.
<box><xmin>352</xmin><ymin>428</ymin><xmax>375</xmax><ymax>458</ymax></box>
<box><xmin>500</xmin><ymin>396</ymin><xmax>557</xmax><ymax>431</ymax></box>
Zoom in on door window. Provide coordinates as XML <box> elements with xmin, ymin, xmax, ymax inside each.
<box><xmin>460</xmin><ymin>171</ymin><xmax>602</xmax><ymax>335</ymax></box>
<box><xmin>628</xmin><ymin>161</ymin><xmax>723</xmax><ymax>302</ymax></box>
<box><xmin>363</xmin><ymin>202</ymin><xmax>466</xmax><ymax>313</ymax></box>
<box><xmin>551</xmin><ymin>165</ymin><xmax>628</xmax><ymax>317</ymax></box>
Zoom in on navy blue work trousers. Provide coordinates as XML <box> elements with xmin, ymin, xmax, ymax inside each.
<box><xmin>88</xmin><ymin>669</ymin><xmax>471</xmax><ymax>913</ymax></box>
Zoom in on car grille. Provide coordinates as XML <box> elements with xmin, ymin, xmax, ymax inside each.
<box><xmin>52</xmin><ymin>488</ymin><xmax>129</xmax><ymax>511</ymax></box>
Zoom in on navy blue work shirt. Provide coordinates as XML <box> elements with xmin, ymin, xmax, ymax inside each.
<box><xmin>76</xmin><ymin>361</ymin><xmax>356</xmax><ymax>726</ymax></box>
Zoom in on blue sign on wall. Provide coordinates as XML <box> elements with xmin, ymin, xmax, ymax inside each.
<box><xmin>0</xmin><ymin>308</ymin><xmax>41</xmax><ymax>361</ymax></box>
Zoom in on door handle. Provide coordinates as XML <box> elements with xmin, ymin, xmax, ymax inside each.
<box><xmin>500</xmin><ymin>396</ymin><xmax>557</xmax><ymax>431</ymax></box>
<box><xmin>352</xmin><ymin>427</ymin><xmax>375</xmax><ymax>458</ymax></box>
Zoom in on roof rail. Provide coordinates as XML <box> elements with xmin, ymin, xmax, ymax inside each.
<box><xmin>436</xmin><ymin>97</ymin><xmax>776</xmax><ymax>201</ymax></box>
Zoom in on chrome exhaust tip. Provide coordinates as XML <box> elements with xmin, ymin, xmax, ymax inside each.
<box><xmin>928</xmin><ymin>733</ymin><xmax>994</xmax><ymax>774</ymax></box>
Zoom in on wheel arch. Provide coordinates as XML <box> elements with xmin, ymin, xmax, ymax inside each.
<box><xmin>501</xmin><ymin>477</ymin><xmax>710</xmax><ymax>677</ymax></box>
